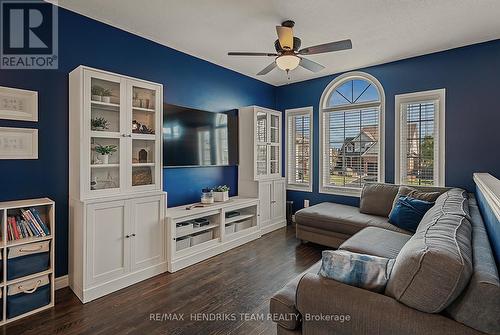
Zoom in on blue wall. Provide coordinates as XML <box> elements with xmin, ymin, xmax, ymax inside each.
<box><xmin>276</xmin><ymin>40</ymin><xmax>500</xmax><ymax>212</ymax></box>
<box><xmin>0</xmin><ymin>6</ymin><xmax>275</xmax><ymax>277</ymax></box>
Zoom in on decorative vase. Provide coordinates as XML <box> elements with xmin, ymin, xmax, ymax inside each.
<box><xmin>102</xmin><ymin>96</ymin><xmax>111</xmax><ymax>103</ymax></box>
<box><xmin>98</xmin><ymin>154</ymin><xmax>109</xmax><ymax>165</ymax></box>
<box><xmin>213</xmin><ymin>191</ymin><xmax>229</xmax><ymax>202</ymax></box>
<box><xmin>92</xmin><ymin>95</ymin><xmax>102</xmax><ymax>101</ymax></box>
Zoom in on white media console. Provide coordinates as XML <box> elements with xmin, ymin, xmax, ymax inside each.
<box><xmin>166</xmin><ymin>197</ymin><xmax>261</xmax><ymax>272</ymax></box>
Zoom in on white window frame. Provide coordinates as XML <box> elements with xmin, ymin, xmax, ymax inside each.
<box><xmin>285</xmin><ymin>106</ymin><xmax>313</xmax><ymax>192</ymax></box>
<box><xmin>395</xmin><ymin>88</ymin><xmax>445</xmax><ymax>186</ymax></box>
<box><xmin>319</xmin><ymin>71</ymin><xmax>385</xmax><ymax>197</ymax></box>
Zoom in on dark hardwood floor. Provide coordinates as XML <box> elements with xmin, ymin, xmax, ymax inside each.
<box><xmin>2</xmin><ymin>226</ymin><xmax>324</xmax><ymax>335</ymax></box>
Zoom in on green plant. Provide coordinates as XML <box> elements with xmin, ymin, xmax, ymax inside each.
<box><xmin>102</xmin><ymin>88</ymin><xmax>112</xmax><ymax>97</ymax></box>
<box><xmin>214</xmin><ymin>185</ymin><xmax>230</xmax><ymax>192</ymax></box>
<box><xmin>91</xmin><ymin>85</ymin><xmax>104</xmax><ymax>95</ymax></box>
<box><xmin>91</xmin><ymin>117</ymin><xmax>109</xmax><ymax>130</ymax></box>
<box><xmin>95</xmin><ymin>144</ymin><xmax>117</xmax><ymax>155</ymax></box>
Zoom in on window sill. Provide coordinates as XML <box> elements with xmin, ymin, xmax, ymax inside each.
<box><xmin>286</xmin><ymin>184</ymin><xmax>312</xmax><ymax>192</ymax></box>
<box><xmin>319</xmin><ymin>186</ymin><xmax>361</xmax><ymax>197</ymax></box>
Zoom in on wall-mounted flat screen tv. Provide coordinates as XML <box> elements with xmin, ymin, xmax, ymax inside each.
<box><xmin>163</xmin><ymin>104</ymin><xmax>238</xmax><ymax>167</ymax></box>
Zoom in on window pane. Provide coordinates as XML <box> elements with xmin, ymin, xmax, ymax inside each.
<box><xmin>287</xmin><ymin>112</ymin><xmax>311</xmax><ymax>187</ymax></box>
<box><xmin>324</xmin><ymin>108</ymin><xmax>379</xmax><ymax>189</ymax></box>
<box><xmin>327</xmin><ymin>79</ymin><xmax>380</xmax><ymax>107</ymax></box>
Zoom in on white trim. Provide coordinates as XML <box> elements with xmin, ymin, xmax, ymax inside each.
<box><xmin>285</xmin><ymin>107</ymin><xmax>313</xmax><ymax>192</ymax></box>
<box><xmin>55</xmin><ymin>275</ymin><xmax>69</xmax><ymax>290</ymax></box>
<box><xmin>473</xmin><ymin>173</ymin><xmax>500</xmax><ymax>221</ymax></box>
<box><xmin>394</xmin><ymin>88</ymin><xmax>445</xmax><ymax>186</ymax></box>
<box><xmin>319</xmin><ymin>71</ymin><xmax>385</xmax><ymax>197</ymax></box>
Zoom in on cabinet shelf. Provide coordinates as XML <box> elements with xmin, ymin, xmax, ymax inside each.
<box><xmin>132</xmin><ymin>162</ymin><xmax>155</xmax><ymax>167</ymax></box>
<box><xmin>91</xmin><ymin>131</ymin><xmax>121</xmax><ymax>138</ymax></box>
<box><xmin>176</xmin><ymin>223</ymin><xmax>218</xmax><ymax>238</ymax></box>
<box><xmin>225</xmin><ymin>214</ymin><xmax>254</xmax><ymax>225</ymax></box>
<box><xmin>6</xmin><ymin>235</ymin><xmax>53</xmax><ymax>248</ymax></box>
<box><xmin>91</xmin><ymin>164</ymin><xmax>120</xmax><ymax>168</ymax></box>
<box><xmin>132</xmin><ymin>133</ymin><xmax>155</xmax><ymax>140</ymax></box>
<box><xmin>91</xmin><ymin>100</ymin><xmax>120</xmax><ymax>110</ymax></box>
<box><xmin>132</xmin><ymin>106</ymin><xmax>155</xmax><ymax>112</ymax></box>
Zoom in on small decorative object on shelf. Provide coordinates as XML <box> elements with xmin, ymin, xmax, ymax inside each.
<box><xmin>138</xmin><ymin>149</ymin><xmax>148</xmax><ymax>163</ymax></box>
<box><xmin>91</xmin><ymin>85</ymin><xmax>104</xmax><ymax>101</ymax></box>
<box><xmin>132</xmin><ymin>120</ymin><xmax>154</xmax><ymax>134</ymax></box>
<box><xmin>213</xmin><ymin>185</ymin><xmax>230</xmax><ymax>202</ymax></box>
<box><xmin>101</xmin><ymin>89</ymin><xmax>112</xmax><ymax>103</ymax></box>
<box><xmin>94</xmin><ymin>144</ymin><xmax>117</xmax><ymax>165</ymax></box>
<box><xmin>201</xmin><ymin>188</ymin><xmax>214</xmax><ymax>204</ymax></box>
<box><xmin>132</xmin><ymin>167</ymin><xmax>153</xmax><ymax>186</ymax></box>
<box><xmin>91</xmin><ymin>117</ymin><xmax>109</xmax><ymax>131</ymax></box>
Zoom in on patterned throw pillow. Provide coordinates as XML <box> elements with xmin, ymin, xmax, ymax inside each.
<box><xmin>389</xmin><ymin>196</ymin><xmax>435</xmax><ymax>233</ymax></box>
<box><xmin>319</xmin><ymin>250</ymin><xmax>396</xmax><ymax>293</ymax></box>
<box><xmin>391</xmin><ymin>186</ymin><xmax>442</xmax><ymax>210</ymax></box>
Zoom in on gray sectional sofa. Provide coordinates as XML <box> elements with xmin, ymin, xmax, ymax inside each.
<box><xmin>270</xmin><ymin>183</ymin><xmax>500</xmax><ymax>335</ymax></box>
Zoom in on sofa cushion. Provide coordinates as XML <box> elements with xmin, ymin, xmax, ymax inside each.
<box><xmin>295</xmin><ymin>202</ymin><xmax>410</xmax><ymax>236</ymax></box>
<box><xmin>319</xmin><ymin>250</ymin><xmax>395</xmax><ymax>293</ymax></box>
<box><xmin>388</xmin><ymin>196</ymin><xmax>435</xmax><ymax>233</ymax></box>
<box><xmin>385</xmin><ymin>189</ymin><xmax>473</xmax><ymax>313</ymax></box>
<box><xmin>391</xmin><ymin>185</ymin><xmax>442</xmax><ymax>210</ymax></box>
<box><xmin>339</xmin><ymin>227</ymin><xmax>412</xmax><ymax>259</ymax></box>
<box><xmin>446</xmin><ymin>195</ymin><xmax>500</xmax><ymax>335</ymax></box>
<box><xmin>359</xmin><ymin>183</ymin><xmax>399</xmax><ymax>217</ymax></box>
<box><xmin>270</xmin><ymin>261</ymin><xmax>321</xmax><ymax>330</ymax></box>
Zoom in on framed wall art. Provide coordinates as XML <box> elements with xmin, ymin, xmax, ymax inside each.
<box><xmin>0</xmin><ymin>86</ymin><xmax>38</xmax><ymax>121</ymax></box>
<box><xmin>0</xmin><ymin>127</ymin><xmax>38</xmax><ymax>159</ymax></box>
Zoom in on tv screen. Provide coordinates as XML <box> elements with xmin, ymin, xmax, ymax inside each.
<box><xmin>163</xmin><ymin>104</ymin><xmax>238</xmax><ymax>167</ymax></box>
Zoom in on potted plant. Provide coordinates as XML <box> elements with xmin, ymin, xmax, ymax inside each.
<box><xmin>213</xmin><ymin>185</ymin><xmax>230</xmax><ymax>202</ymax></box>
<box><xmin>91</xmin><ymin>117</ymin><xmax>109</xmax><ymax>131</ymax></box>
<box><xmin>91</xmin><ymin>85</ymin><xmax>104</xmax><ymax>101</ymax></box>
<box><xmin>102</xmin><ymin>88</ymin><xmax>112</xmax><ymax>103</ymax></box>
<box><xmin>94</xmin><ymin>144</ymin><xmax>117</xmax><ymax>165</ymax></box>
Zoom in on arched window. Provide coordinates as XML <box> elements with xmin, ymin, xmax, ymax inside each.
<box><xmin>319</xmin><ymin>72</ymin><xmax>385</xmax><ymax>196</ymax></box>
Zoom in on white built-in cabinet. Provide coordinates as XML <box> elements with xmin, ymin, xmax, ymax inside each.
<box><xmin>239</xmin><ymin>106</ymin><xmax>286</xmax><ymax>234</ymax></box>
<box><xmin>69</xmin><ymin>66</ymin><xmax>167</xmax><ymax>303</ymax></box>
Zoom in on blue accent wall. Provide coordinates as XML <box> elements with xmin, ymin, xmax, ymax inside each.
<box><xmin>276</xmin><ymin>40</ymin><xmax>500</xmax><ymax>213</ymax></box>
<box><xmin>0</xmin><ymin>6</ymin><xmax>275</xmax><ymax>277</ymax></box>
<box><xmin>476</xmin><ymin>185</ymin><xmax>500</xmax><ymax>266</ymax></box>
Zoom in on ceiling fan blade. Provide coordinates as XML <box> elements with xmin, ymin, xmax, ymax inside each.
<box><xmin>228</xmin><ymin>52</ymin><xmax>278</xmax><ymax>56</ymax></box>
<box><xmin>257</xmin><ymin>62</ymin><xmax>277</xmax><ymax>75</ymax></box>
<box><xmin>299</xmin><ymin>57</ymin><xmax>325</xmax><ymax>73</ymax></box>
<box><xmin>299</xmin><ymin>39</ymin><xmax>352</xmax><ymax>55</ymax></box>
<box><xmin>276</xmin><ymin>26</ymin><xmax>294</xmax><ymax>50</ymax></box>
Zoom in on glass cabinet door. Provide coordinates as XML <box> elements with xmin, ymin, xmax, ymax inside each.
<box><xmin>270</xmin><ymin>114</ymin><xmax>280</xmax><ymax>144</ymax></box>
<box><xmin>256</xmin><ymin>111</ymin><xmax>268</xmax><ymax>143</ymax></box>
<box><xmin>269</xmin><ymin>144</ymin><xmax>280</xmax><ymax>175</ymax></box>
<box><xmin>88</xmin><ymin>74</ymin><xmax>123</xmax><ymax>193</ymax></box>
<box><xmin>129</xmin><ymin>83</ymin><xmax>160</xmax><ymax>189</ymax></box>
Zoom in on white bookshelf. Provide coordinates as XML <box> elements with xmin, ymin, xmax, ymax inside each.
<box><xmin>0</xmin><ymin>197</ymin><xmax>55</xmax><ymax>325</ymax></box>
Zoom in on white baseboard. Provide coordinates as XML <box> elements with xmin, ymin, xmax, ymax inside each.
<box><xmin>55</xmin><ymin>275</ymin><xmax>69</xmax><ymax>290</ymax></box>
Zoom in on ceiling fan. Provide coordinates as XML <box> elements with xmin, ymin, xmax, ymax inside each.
<box><xmin>228</xmin><ymin>20</ymin><xmax>352</xmax><ymax>76</ymax></box>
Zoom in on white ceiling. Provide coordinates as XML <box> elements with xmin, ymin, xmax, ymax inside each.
<box><xmin>52</xmin><ymin>0</ymin><xmax>500</xmax><ymax>86</ymax></box>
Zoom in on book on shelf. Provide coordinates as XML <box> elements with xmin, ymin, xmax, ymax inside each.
<box><xmin>7</xmin><ymin>208</ymin><xmax>50</xmax><ymax>241</ymax></box>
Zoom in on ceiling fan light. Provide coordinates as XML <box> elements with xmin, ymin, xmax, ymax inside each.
<box><xmin>275</xmin><ymin>55</ymin><xmax>300</xmax><ymax>71</ymax></box>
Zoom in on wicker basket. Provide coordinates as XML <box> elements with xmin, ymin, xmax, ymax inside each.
<box><xmin>132</xmin><ymin>167</ymin><xmax>152</xmax><ymax>186</ymax></box>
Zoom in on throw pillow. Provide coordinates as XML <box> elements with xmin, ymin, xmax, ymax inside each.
<box><xmin>391</xmin><ymin>186</ymin><xmax>442</xmax><ymax>210</ymax></box>
<box><xmin>388</xmin><ymin>196</ymin><xmax>435</xmax><ymax>233</ymax></box>
<box><xmin>318</xmin><ymin>250</ymin><xmax>396</xmax><ymax>293</ymax></box>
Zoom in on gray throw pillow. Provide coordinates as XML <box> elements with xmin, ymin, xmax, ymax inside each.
<box><xmin>359</xmin><ymin>183</ymin><xmax>399</xmax><ymax>217</ymax></box>
<box><xmin>391</xmin><ymin>186</ymin><xmax>441</xmax><ymax>210</ymax></box>
<box><xmin>319</xmin><ymin>250</ymin><xmax>395</xmax><ymax>293</ymax></box>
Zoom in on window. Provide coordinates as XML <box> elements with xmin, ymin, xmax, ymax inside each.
<box><xmin>286</xmin><ymin>107</ymin><xmax>313</xmax><ymax>191</ymax></box>
<box><xmin>395</xmin><ymin>89</ymin><xmax>445</xmax><ymax>186</ymax></box>
<box><xmin>319</xmin><ymin>72</ymin><xmax>385</xmax><ymax>196</ymax></box>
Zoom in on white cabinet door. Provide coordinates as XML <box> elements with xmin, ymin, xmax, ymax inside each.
<box><xmin>86</xmin><ymin>200</ymin><xmax>130</xmax><ymax>286</ymax></box>
<box><xmin>258</xmin><ymin>181</ymin><xmax>272</xmax><ymax>227</ymax></box>
<box><xmin>271</xmin><ymin>179</ymin><xmax>286</xmax><ymax>221</ymax></box>
<box><xmin>130</xmin><ymin>195</ymin><xmax>165</xmax><ymax>271</ymax></box>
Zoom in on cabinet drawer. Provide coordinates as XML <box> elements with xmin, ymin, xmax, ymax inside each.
<box><xmin>7</xmin><ymin>274</ymin><xmax>51</xmax><ymax>319</ymax></box>
<box><xmin>7</xmin><ymin>241</ymin><xmax>50</xmax><ymax>280</ymax></box>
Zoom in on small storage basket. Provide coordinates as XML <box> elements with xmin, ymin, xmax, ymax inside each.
<box><xmin>7</xmin><ymin>241</ymin><xmax>50</xmax><ymax>280</ymax></box>
<box><xmin>176</xmin><ymin>221</ymin><xmax>194</xmax><ymax>236</ymax></box>
<box><xmin>235</xmin><ymin>219</ymin><xmax>252</xmax><ymax>232</ymax></box>
<box><xmin>191</xmin><ymin>230</ymin><xmax>213</xmax><ymax>245</ymax></box>
<box><xmin>225</xmin><ymin>223</ymin><xmax>235</xmax><ymax>235</ymax></box>
<box><xmin>7</xmin><ymin>274</ymin><xmax>51</xmax><ymax>319</ymax></box>
<box><xmin>176</xmin><ymin>236</ymin><xmax>191</xmax><ymax>251</ymax></box>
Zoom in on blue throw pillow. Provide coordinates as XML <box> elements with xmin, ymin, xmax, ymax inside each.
<box><xmin>319</xmin><ymin>250</ymin><xmax>395</xmax><ymax>293</ymax></box>
<box><xmin>388</xmin><ymin>196</ymin><xmax>435</xmax><ymax>233</ymax></box>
